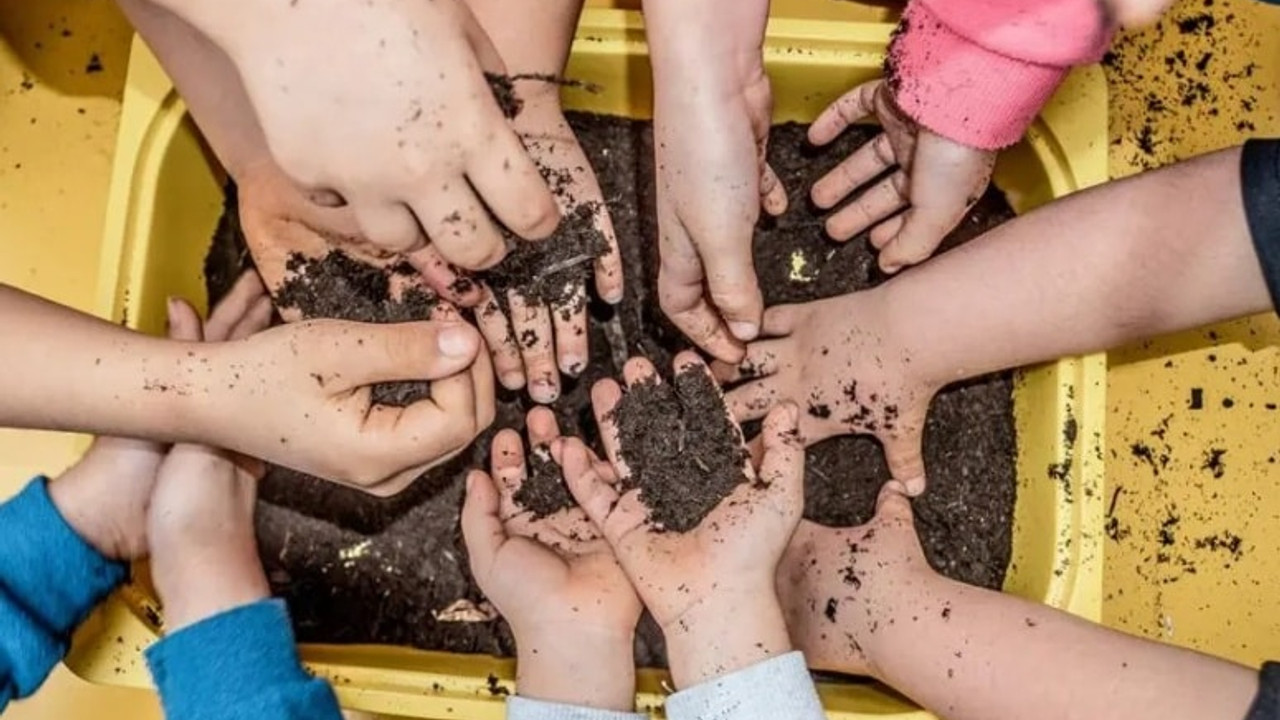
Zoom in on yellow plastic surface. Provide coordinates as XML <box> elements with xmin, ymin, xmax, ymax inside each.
<box><xmin>65</xmin><ymin>9</ymin><xmax>1107</xmax><ymax>718</ymax></box>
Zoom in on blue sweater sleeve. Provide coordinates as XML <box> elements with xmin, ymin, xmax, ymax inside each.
<box><xmin>145</xmin><ymin>599</ymin><xmax>341</xmax><ymax>720</ymax></box>
<box><xmin>0</xmin><ymin>478</ymin><xmax>128</xmax><ymax>711</ymax></box>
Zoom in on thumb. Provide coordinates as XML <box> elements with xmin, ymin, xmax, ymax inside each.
<box><xmin>461</xmin><ymin>470</ymin><xmax>506</xmax><ymax>580</ymax></box>
<box><xmin>166</xmin><ymin>297</ymin><xmax>204</xmax><ymax>342</ymax></box>
<box><xmin>703</xmin><ymin>246</ymin><xmax>765</xmax><ymax>343</ymax></box>
<box><xmin>332</xmin><ymin>320</ymin><xmax>482</xmax><ymax>388</ymax></box>
<box><xmin>881</xmin><ymin>427</ymin><xmax>927</xmax><ymax>497</ymax></box>
<box><xmin>757</xmin><ymin>402</ymin><xmax>805</xmax><ymax>517</ymax></box>
<box><xmin>874</xmin><ymin>479</ymin><xmax>914</xmax><ymax>520</ymax></box>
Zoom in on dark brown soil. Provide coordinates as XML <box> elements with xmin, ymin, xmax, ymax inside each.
<box><xmin>208</xmin><ymin>114</ymin><xmax>1016</xmax><ymax>668</ymax></box>
<box><xmin>481</xmin><ymin>201</ymin><xmax>610</xmax><ymax>311</ymax></box>
<box><xmin>610</xmin><ymin>369</ymin><xmax>750</xmax><ymax>533</ymax></box>
<box><xmin>511</xmin><ymin>444</ymin><xmax>575</xmax><ymax>521</ymax></box>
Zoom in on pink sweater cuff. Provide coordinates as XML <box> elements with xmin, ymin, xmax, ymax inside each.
<box><xmin>889</xmin><ymin>2</ymin><xmax>1072</xmax><ymax>150</ymax></box>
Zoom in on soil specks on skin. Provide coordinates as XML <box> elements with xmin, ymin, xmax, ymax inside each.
<box><xmin>824</xmin><ymin>598</ymin><xmax>839</xmax><ymax>623</ymax></box>
<box><xmin>610</xmin><ymin>368</ymin><xmax>749</xmax><ymax>533</ymax></box>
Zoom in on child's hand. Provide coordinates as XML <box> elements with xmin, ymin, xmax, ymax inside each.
<box><xmin>459</xmin><ymin>0</ymin><xmax>623</xmax><ymax>401</ymax></box>
<box><xmin>45</xmin><ymin>271</ymin><xmax>272</xmax><ymax>561</ymax></box>
<box><xmin>462</xmin><ymin>408</ymin><xmax>640</xmax><ymax>710</ymax></box>
<box><xmin>810</xmin><ymin>79</ymin><xmax>995</xmax><ymax>273</ymax></box>
<box><xmin>170</xmin><ymin>0</ymin><xmax>560</xmax><ymax>269</ymax></box>
<box><xmin>776</xmin><ymin>481</ymin><xmax>929</xmax><ymax>678</ymax></box>
<box><xmin>647</xmin><ymin>0</ymin><xmax>786</xmax><ymax>364</ymax></box>
<box><xmin>147</xmin><ymin>279</ymin><xmax>273</xmax><ymax>630</ymax></box>
<box><xmin>197</xmin><ymin>294</ymin><xmax>495</xmax><ymax>495</ymax></box>
<box><xmin>712</xmin><ymin>289</ymin><xmax>934</xmax><ymax>495</ymax></box>
<box><xmin>561</xmin><ymin>352</ymin><xmax>804</xmax><ymax>688</ymax></box>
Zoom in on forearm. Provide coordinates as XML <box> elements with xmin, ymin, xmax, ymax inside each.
<box><xmin>864</xmin><ymin>573</ymin><xmax>1256</xmax><ymax>720</ymax></box>
<box><xmin>642</xmin><ymin>0</ymin><xmax>768</xmax><ymax>84</ymax></box>
<box><xmin>515</xmin><ymin>625</ymin><xmax>636</xmax><ymax>711</ymax></box>
<box><xmin>0</xmin><ymin>285</ymin><xmax>209</xmax><ymax>441</ymax></box>
<box><xmin>116</xmin><ymin>0</ymin><xmax>270</xmax><ymax>178</ymax></box>
<box><xmin>889</xmin><ymin>146</ymin><xmax>1269</xmax><ymax>388</ymax></box>
<box><xmin>466</xmin><ymin>0</ymin><xmax>581</xmax><ymax>78</ymax></box>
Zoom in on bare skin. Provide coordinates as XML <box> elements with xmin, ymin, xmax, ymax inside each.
<box><xmin>777</xmin><ymin>482</ymin><xmax>1258</xmax><ymax>720</ymax></box>
<box><xmin>560</xmin><ymin>352</ymin><xmax>804</xmax><ymax>688</ymax></box>
<box><xmin>461</xmin><ymin>407</ymin><xmax>641</xmax><ymax>711</ymax></box>
<box><xmin>720</xmin><ymin>146</ymin><xmax>1269</xmax><ymax>495</ymax></box>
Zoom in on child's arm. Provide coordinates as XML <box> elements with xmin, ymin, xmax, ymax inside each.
<box><xmin>0</xmin><ymin>278</ymin><xmax>493</xmax><ymax>494</ymax></box>
<box><xmin>560</xmin><ymin>353</ymin><xmax>826</xmax><ymax>720</ymax></box>
<box><xmin>779</xmin><ymin>483</ymin><xmax>1263</xmax><ymax>720</ymax></box>
<box><xmin>460</xmin><ymin>408</ymin><xmax>642</xmax><ymax>718</ymax></box>
<box><xmin>143</xmin><ymin>295</ymin><xmax>340</xmax><ymax>720</ymax></box>
<box><xmin>722</xmin><ymin>142</ymin><xmax>1274</xmax><ymax>493</ymax></box>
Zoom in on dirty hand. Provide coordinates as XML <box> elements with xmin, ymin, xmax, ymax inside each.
<box><xmin>810</xmin><ymin>79</ymin><xmax>995</xmax><ymax>273</ymax></box>
<box><xmin>560</xmin><ymin>351</ymin><xmax>804</xmax><ymax>687</ymax></box>
<box><xmin>462</xmin><ymin>407</ymin><xmax>640</xmax><ymax>710</ymax></box>
<box><xmin>776</xmin><ymin>481</ymin><xmax>929</xmax><ymax>678</ymax></box>
<box><xmin>46</xmin><ymin>270</ymin><xmax>273</xmax><ymax>561</ymax></box>
<box><xmin>461</xmin><ymin>0</ymin><xmax>623</xmax><ymax>402</ymax></box>
<box><xmin>148</xmin><ymin>286</ymin><xmax>272</xmax><ymax>631</ymax></box>
<box><xmin>169</xmin><ymin>0</ymin><xmax>560</xmax><ymax>269</ymax></box>
<box><xmin>647</xmin><ymin>0</ymin><xmax>787</xmax><ymax>364</ymax></box>
<box><xmin>712</xmin><ymin>289</ymin><xmax>934</xmax><ymax>495</ymax></box>
<box><xmin>195</xmin><ymin>281</ymin><xmax>495</xmax><ymax>495</ymax></box>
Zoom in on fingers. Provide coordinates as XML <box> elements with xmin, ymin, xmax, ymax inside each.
<box><xmin>759</xmin><ymin>162</ymin><xmax>788</xmax><ymax>217</ymax></box>
<box><xmin>657</xmin><ymin>237</ymin><xmax>746</xmax><ymax>363</ymax></box>
<box><xmin>593</xmin><ymin>212</ymin><xmax>625</xmax><ymax>305</ymax></box>
<box><xmin>465</xmin><ymin>130</ymin><xmax>561</xmax><ymax>244</ymax></box>
<box><xmin>509</xmin><ymin>292</ymin><xmax>560</xmax><ymax>404</ymax></box>
<box><xmin>824</xmin><ymin>171</ymin><xmax>909</xmax><ymax>242</ymax></box>
<box><xmin>461</xmin><ymin>470</ymin><xmax>507</xmax><ymax>578</ymax></box>
<box><xmin>412</xmin><ymin>180</ymin><xmax>509</xmax><ymax>271</ymax></box>
<box><xmin>874</xmin><ymin>479</ymin><xmax>915</xmax><ymax>519</ymax></box>
<box><xmin>811</xmin><ymin>132</ymin><xmax>898</xmax><ymax>210</ymax></box>
<box><xmin>710</xmin><ymin>341</ymin><xmax>782</xmax><ymax>385</ymax></box>
<box><xmin>881</xmin><ymin>429</ymin><xmax>927</xmax><ymax>497</ymax></box>
<box><xmin>405</xmin><ymin>244</ymin><xmax>483</xmax><ymax>307</ymax></box>
<box><xmin>469</xmin><ymin>344</ymin><xmax>497</xmax><ymax>432</ymax></box>
<box><xmin>490</xmin><ymin>428</ymin><xmax>527</xmax><ymax>520</ymax></box>
<box><xmin>551</xmin><ymin>285</ymin><xmax>589</xmax><ymax>378</ymax></box>
<box><xmin>230</xmin><ymin>295</ymin><xmax>275</xmax><ymax>341</ymax></box>
<box><xmin>757</xmin><ymin>403</ymin><xmax>805</xmax><ymax>517</ymax></box>
<box><xmin>560</xmin><ymin>437</ymin><xmax>621</xmax><ymax>530</ymax></box>
<box><xmin>526</xmin><ymin>406</ymin><xmax>561</xmax><ymax>448</ymax></box>
<box><xmin>333</xmin><ymin>320</ymin><xmax>482</xmax><ymax>387</ymax></box>
<box><xmin>166</xmin><ymin>297</ymin><xmax>205</xmax><ymax>342</ymax></box>
<box><xmin>474</xmin><ymin>287</ymin><xmax>526</xmax><ymax>390</ymax></box>
<box><xmin>589</xmin><ymin>377</ymin><xmax>630</xmax><ymax>476</ymax></box>
<box><xmin>352</xmin><ymin>198</ymin><xmax>426</xmax><ymax>254</ymax></box>
<box><xmin>723</xmin><ymin>378</ymin><xmax>780</xmax><ymax>424</ymax></box>
<box><xmin>809</xmin><ymin>80</ymin><xmax>879</xmax><ymax>147</ymax></box>
<box><xmin>204</xmin><ymin>270</ymin><xmax>267</xmax><ymax>341</ymax></box>
<box><xmin>699</xmin><ymin>240</ymin><xmax>764</xmax><ymax>345</ymax></box>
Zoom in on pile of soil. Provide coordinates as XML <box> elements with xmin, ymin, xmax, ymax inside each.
<box><xmin>208</xmin><ymin>115</ymin><xmax>1017</xmax><ymax>668</ymax></box>
<box><xmin>610</xmin><ymin>368</ymin><xmax>750</xmax><ymax>533</ymax></box>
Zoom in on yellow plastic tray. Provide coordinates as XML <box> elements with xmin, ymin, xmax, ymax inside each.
<box><xmin>69</xmin><ymin>9</ymin><xmax>1109</xmax><ymax>718</ymax></box>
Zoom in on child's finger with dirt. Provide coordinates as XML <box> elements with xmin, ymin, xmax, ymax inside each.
<box><xmin>489</xmin><ymin>429</ymin><xmax>527</xmax><ymax>521</ymax></box>
<box><xmin>203</xmin><ymin>270</ymin><xmax>267</xmax><ymax>341</ymax></box>
<box><xmin>551</xmin><ymin>285</ymin><xmax>589</xmax><ymax>377</ymax></box>
<box><xmin>474</xmin><ymin>287</ymin><xmax>527</xmax><ymax>390</ymax></box>
<box><xmin>588</xmin><ymin>377</ymin><xmax>631</xmax><ymax>481</ymax></box>
<box><xmin>510</xmin><ymin>292</ymin><xmax>560</xmax><ymax>403</ymax></box>
<box><xmin>405</xmin><ymin>244</ymin><xmax>484</xmax><ymax>307</ymax></box>
<box><xmin>710</xmin><ymin>342</ymin><xmax>782</xmax><ymax>385</ymax></box>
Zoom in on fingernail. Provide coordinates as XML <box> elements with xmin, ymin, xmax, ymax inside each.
<box><xmin>530</xmin><ymin>378</ymin><xmax>560</xmax><ymax>404</ymax></box>
<box><xmin>561</xmin><ymin>356</ymin><xmax>585</xmax><ymax>377</ymax></box>
<box><xmin>904</xmin><ymin>476</ymin><xmax>926</xmax><ymax>496</ymax></box>
<box><xmin>604</xmin><ymin>288</ymin><xmax>625</xmax><ymax>305</ymax></box>
<box><xmin>729</xmin><ymin>321</ymin><xmax>759</xmax><ymax>341</ymax></box>
<box><xmin>437</xmin><ymin>325</ymin><xmax>477</xmax><ymax>357</ymax></box>
<box><xmin>501</xmin><ymin>372</ymin><xmax>526</xmax><ymax>389</ymax></box>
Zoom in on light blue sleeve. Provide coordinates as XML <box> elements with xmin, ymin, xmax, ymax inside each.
<box><xmin>664</xmin><ymin>652</ymin><xmax>826</xmax><ymax>720</ymax></box>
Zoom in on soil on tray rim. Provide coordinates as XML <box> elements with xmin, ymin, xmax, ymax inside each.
<box><xmin>207</xmin><ymin>115</ymin><xmax>1018</xmax><ymax>670</ymax></box>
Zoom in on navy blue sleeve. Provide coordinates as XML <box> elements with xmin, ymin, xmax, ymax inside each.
<box><xmin>1246</xmin><ymin>662</ymin><xmax>1280</xmax><ymax>720</ymax></box>
<box><xmin>145</xmin><ymin>599</ymin><xmax>342</xmax><ymax>720</ymax></box>
<box><xmin>1241</xmin><ymin>139</ymin><xmax>1280</xmax><ymax>313</ymax></box>
<box><xmin>0</xmin><ymin>478</ymin><xmax>127</xmax><ymax>711</ymax></box>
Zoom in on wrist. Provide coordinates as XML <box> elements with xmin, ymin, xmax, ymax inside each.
<box><xmin>662</xmin><ymin>589</ymin><xmax>791</xmax><ymax>689</ymax></box>
<box><xmin>153</xmin><ymin>537</ymin><xmax>269</xmax><ymax>631</ymax></box>
<box><xmin>515</xmin><ymin>622</ymin><xmax>636</xmax><ymax>711</ymax></box>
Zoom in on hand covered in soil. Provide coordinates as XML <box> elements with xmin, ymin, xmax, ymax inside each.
<box><xmin>561</xmin><ymin>352</ymin><xmax>804</xmax><ymax>688</ymax></box>
<box><xmin>460</xmin><ymin>0</ymin><xmax>623</xmax><ymax>402</ymax></box>
<box><xmin>147</xmin><ymin>286</ymin><xmax>272</xmax><ymax>631</ymax></box>
<box><xmin>169</xmin><ymin>0</ymin><xmax>560</xmax><ymax>268</ymax></box>
<box><xmin>712</xmin><ymin>289</ymin><xmax>935</xmax><ymax>495</ymax></box>
<box><xmin>775</xmin><ymin>481</ymin><xmax>929</xmax><ymax>678</ymax></box>
<box><xmin>647</xmin><ymin>0</ymin><xmax>787</xmax><ymax>363</ymax></box>
<box><xmin>197</xmin><ymin>294</ymin><xmax>495</xmax><ymax>495</ymax></box>
<box><xmin>45</xmin><ymin>274</ymin><xmax>270</xmax><ymax>561</ymax></box>
<box><xmin>810</xmin><ymin>79</ymin><xmax>995</xmax><ymax>273</ymax></box>
<box><xmin>462</xmin><ymin>407</ymin><xmax>640</xmax><ymax>710</ymax></box>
